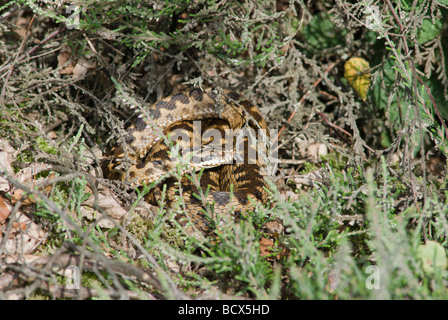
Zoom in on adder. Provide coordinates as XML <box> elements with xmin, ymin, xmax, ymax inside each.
<box><xmin>105</xmin><ymin>88</ymin><xmax>271</xmax><ymax>234</ymax></box>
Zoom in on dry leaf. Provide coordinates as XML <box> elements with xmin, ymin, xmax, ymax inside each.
<box><xmin>58</xmin><ymin>45</ymin><xmax>95</xmax><ymax>77</ymax></box>
<box><xmin>294</xmin><ymin>137</ymin><xmax>328</xmax><ymax>163</ymax></box>
<box><xmin>0</xmin><ymin>213</ymin><xmax>46</xmax><ymax>255</ymax></box>
<box><xmin>81</xmin><ymin>187</ymin><xmax>127</xmax><ymax>228</ymax></box>
<box><xmin>262</xmin><ymin>220</ymin><xmax>284</xmax><ymax>235</ymax></box>
<box><xmin>259</xmin><ymin>236</ymin><xmax>290</xmax><ymax>261</ymax></box>
<box><xmin>344</xmin><ymin>57</ymin><xmax>371</xmax><ymax>101</ymax></box>
<box><xmin>291</xmin><ymin>169</ymin><xmax>324</xmax><ymax>189</ymax></box>
<box><xmin>72</xmin><ymin>58</ymin><xmax>95</xmax><ymax>78</ymax></box>
<box><xmin>260</xmin><ymin>237</ymin><xmax>275</xmax><ymax>257</ymax></box>
<box><xmin>0</xmin><ymin>195</ymin><xmax>11</xmax><ymax>224</ymax></box>
<box><xmin>4</xmin><ymin>254</ymin><xmax>44</xmax><ymax>264</ymax></box>
<box><xmin>10</xmin><ymin>168</ymin><xmax>54</xmax><ymax>206</ymax></box>
<box><xmin>14</xmin><ymin>17</ymin><xmax>33</xmax><ymax>39</ymax></box>
<box><xmin>308</xmin><ymin>143</ymin><xmax>328</xmax><ymax>162</ymax></box>
<box><xmin>57</xmin><ymin>45</ymin><xmax>76</xmax><ymax>75</ymax></box>
<box><xmin>0</xmin><ymin>139</ymin><xmax>17</xmax><ymax>192</ymax></box>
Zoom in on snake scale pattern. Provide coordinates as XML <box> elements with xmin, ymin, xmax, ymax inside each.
<box><xmin>105</xmin><ymin>88</ymin><xmax>270</xmax><ymax>234</ymax></box>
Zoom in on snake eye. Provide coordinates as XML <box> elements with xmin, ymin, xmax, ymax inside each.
<box><xmin>152</xmin><ymin>160</ymin><xmax>171</xmax><ymax>171</ymax></box>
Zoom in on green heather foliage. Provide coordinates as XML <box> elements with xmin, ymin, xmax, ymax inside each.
<box><xmin>0</xmin><ymin>0</ymin><xmax>447</xmax><ymax>299</ymax></box>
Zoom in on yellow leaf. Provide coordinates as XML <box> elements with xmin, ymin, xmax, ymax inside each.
<box><xmin>344</xmin><ymin>57</ymin><xmax>371</xmax><ymax>101</ymax></box>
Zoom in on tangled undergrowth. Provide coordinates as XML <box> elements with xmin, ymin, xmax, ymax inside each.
<box><xmin>0</xmin><ymin>0</ymin><xmax>447</xmax><ymax>300</ymax></box>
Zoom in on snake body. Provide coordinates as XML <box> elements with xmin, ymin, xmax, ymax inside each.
<box><xmin>106</xmin><ymin>88</ymin><xmax>270</xmax><ymax>233</ymax></box>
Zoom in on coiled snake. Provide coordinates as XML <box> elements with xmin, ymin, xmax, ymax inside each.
<box><xmin>105</xmin><ymin>88</ymin><xmax>270</xmax><ymax>234</ymax></box>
